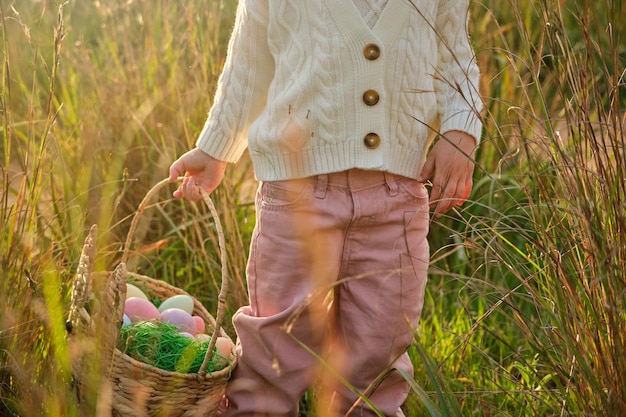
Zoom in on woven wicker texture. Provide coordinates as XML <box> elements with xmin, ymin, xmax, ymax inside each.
<box><xmin>68</xmin><ymin>179</ymin><xmax>236</xmax><ymax>417</ymax></box>
<box><xmin>110</xmin><ymin>272</ymin><xmax>232</xmax><ymax>417</ymax></box>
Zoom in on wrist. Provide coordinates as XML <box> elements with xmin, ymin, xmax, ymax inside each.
<box><xmin>439</xmin><ymin>130</ymin><xmax>477</xmax><ymax>155</ymax></box>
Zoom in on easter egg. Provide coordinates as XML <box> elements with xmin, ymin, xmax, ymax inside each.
<box><xmin>215</xmin><ymin>336</ymin><xmax>235</xmax><ymax>360</ymax></box>
<box><xmin>157</xmin><ymin>294</ymin><xmax>195</xmax><ymax>314</ymax></box>
<box><xmin>126</xmin><ymin>283</ymin><xmax>148</xmax><ymax>300</ymax></box>
<box><xmin>180</xmin><ymin>331</ymin><xmax>195</xmax><ymax>339</ymax></box>
<box><xmin>159</xmin><ymin>308</ymin><xmax>196</xmax><ymax>333</ymax></box>
<box><xmin>122</xmin><ymin>314</ymin><xmax>131</xmax><ymax>327</ymax></box>
<box><xmin>192</xmin><ymin>315</ymin><xmax>205</xmax><ymax>335</ymax></box>
<box><xmin>124</xmin><ymin>297</ymin><xmax>159</xmax><ymax>322</ymax></box>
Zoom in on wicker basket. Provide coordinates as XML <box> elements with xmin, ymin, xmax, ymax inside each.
<box><xmin>67</xmin><ymin>179</ymin><xmax>236</xmax><ymax>417</ymax></box>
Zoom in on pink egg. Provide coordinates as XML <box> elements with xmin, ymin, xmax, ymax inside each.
<box><xmin>192</xmin><ymin>315</ymin><xmax>206</xmax><ymax>335</ymax></box>
<box><xmin>159</xmin><ymin>308</ymin><xmax>196</xmax><ymax>333</ymax></box>
<box><xmin>215</xmin><ymin>336</ymin><xmax>235</xmax><ymax>360</ymax></box>
<box><xmin>124</xmin><ymin>297</ymin><xmax>159</xmax><ymax>322</ymax></box>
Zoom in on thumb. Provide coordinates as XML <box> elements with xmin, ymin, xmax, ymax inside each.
<box><xmin>169</xmin><ymin>159</ymin><xmax>183</xmax><ymax>183</ymax></box>
<box><xmin>418</xmin><ymin>155</ymin><xmax>435</xmax><ymax>183</ymax></box>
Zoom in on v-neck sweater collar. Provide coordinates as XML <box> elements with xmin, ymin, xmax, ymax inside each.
<box><xmin>327</xmin><ymin>0</ymin><xmax>408</xmax><ymax>46</ymax></box>
<box><xmin>353</xmin><ymin>0</ymin><xmax>390</xmax><ymax>29</ymax></box>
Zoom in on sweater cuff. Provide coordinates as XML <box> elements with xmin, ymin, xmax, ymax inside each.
<box><xmin>439</xmin><ymin>109</ymin><xmax>483</xmax><ymax>145</ymax></box>
<box><xmin>195</xmin><ymin>120</ymin><xmax>247</xmax><ymax>163</ymax></box>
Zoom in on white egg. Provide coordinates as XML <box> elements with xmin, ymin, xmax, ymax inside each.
<box><xmin>157</xmin><ymin>294</ymin><xmax>195</xmax><ymax>314</ymax></box>
<box><xmin>195</xmin><ymin>333</ymin><xmax>211</xmax><ymax>342</ymax></box>
<box><xmin>126</xmin><ymin>283</ymin><xmax>148</xmax><ymax>300</ymax></box>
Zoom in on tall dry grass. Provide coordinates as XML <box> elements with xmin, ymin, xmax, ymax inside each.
<box><xmin>408</xmin><ymin>0</ymin><xmax>625</xmax><ymax>415</ymax></box>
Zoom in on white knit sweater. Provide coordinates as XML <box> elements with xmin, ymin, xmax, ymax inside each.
<box><xmin>196</xmin><ymin>0</ymin><xmax>483</xmax><ymax>181</ymax></box>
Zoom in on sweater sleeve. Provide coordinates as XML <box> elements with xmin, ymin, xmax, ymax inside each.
<box><xmin>434</xmin><ymin>0</ymin><xmax>483</xmax><ymax>144</ymax></box>
<box><xmin>195</xmin><ymin>0</ymin><xmax>274</xmax><ymax>162</ymax></box>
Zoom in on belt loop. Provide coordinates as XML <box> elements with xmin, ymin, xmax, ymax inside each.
<box><xmin>384</xmin><ymin>171</ymin><xmax>398</xmax><ymax>196</ymax></box>
<box><xmin>315</xmin><ymin>174</ymin><xmax>328</xmax><ymax>199</ymax></box>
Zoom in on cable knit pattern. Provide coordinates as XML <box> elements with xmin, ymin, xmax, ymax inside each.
<box><xmin>309</xmin><ymin>4</ymin><xmax>339</xmax><ymax>145</ymax></box>
<box><xmin>196</xmin><ymin>0</ymin><xmax>482</xmax><ymax>181</ymax></box>
<box><xmin>396</xmin><ymin>12</ymin><xmax>425</xmax><ymax>147</ymax></box>
<box><xmin>264</xmin><ymin>1</ymin><xmax>308</xmax><ymax>161</ymax></box>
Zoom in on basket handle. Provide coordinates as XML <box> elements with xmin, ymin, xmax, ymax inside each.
<box><xmin>198</xmin><ymin>186</ymin><xmax>229</xmax><ymax>375</ymax></box>
<box><xmin>120</xmin><ymin>178</ymin><xmax>230</xmax><ymax>376</ymax></box>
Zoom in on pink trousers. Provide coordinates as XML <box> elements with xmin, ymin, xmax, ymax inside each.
<box><xmin>223</xmin><ymin>169</ymin><xmax>430</xmax><ymax>417</ymax></box>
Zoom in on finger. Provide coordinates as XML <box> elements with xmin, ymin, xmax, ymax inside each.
<box><xmin>418</xmin><ymin>156</ymin><xmax>435</xmax><ymax>183</ymax></box>
<box><xmin>171</xmin><ymin>174</ymin><xmax>188</xmax><ymax>199</ymax></box>
<box><xmin>431</xmin><ymin>189</ymin><xmax>455</xmax><ymax>217</ymax></box>
<box><xmin>428</xmin><ymin>183</ymin><xmax>442</xmax><ymax>211</ymax></box>
<box><xmin>440</xmin><ymin>177</ymin><xmax>472</xmax><ymax>214</ymax></box>
<box><xmin>183</xmin><ymin>177</ymin><xmax>203</xmax><ymax>201</ymax></box>
<box><xmin>433</xmin><ymin>178</ymin><xmax>461</xmax><ymax>217</ymax></box>
<box><xmin>173</xmin><ymin>188</ymin><xmax>184</xmax><ymax>199</ymax></box>
<box><xmin>456</xmin><ymin>179</ymin><xmax>472</xmax><ymax>206</ymax></box>
<box><xmin>433</xmin><ymin>192</ymin><xmax>454</xmax><ymax>217</ymax></box>
<box><xmin>172</xmin><ymin>175</ymin><xmax>189</xmax><ymax>199</ymax></box>
<box><xmin>428</xmin><ymin>168</ymin><xmax>450</xmax><ymax>211</ymax></box>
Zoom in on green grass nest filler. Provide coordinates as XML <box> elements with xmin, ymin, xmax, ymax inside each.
<box><xmin>67</xmin><ymin>178</ymin><xmax>236</xmax><ymax>417</ymax></box>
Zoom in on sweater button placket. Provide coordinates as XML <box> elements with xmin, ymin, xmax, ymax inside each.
<box><xmin>363</xmin><ymin>44</ymin><xmax>381</xmax><ymax>150</ymax></box>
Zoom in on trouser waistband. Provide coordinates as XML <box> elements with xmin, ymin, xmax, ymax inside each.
<box><xmin>314</xmin><ymin>169</ymin><xmax>398</xmax><ymax>198</ymax></box>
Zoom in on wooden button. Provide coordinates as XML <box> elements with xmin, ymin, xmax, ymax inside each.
<box><xmin>364</xmin><ymin>133</ymin><xmax>381</xmax><ymax>149</ymax></box>
<box><xmin>363</xmin><ymin>44</ymin><xmax>380</xmax><ymax>60</ymax></box>
<box><xmin>363</xmin><ymin>90</ymin><xmax>379</xmax><ymax>106</ymax></box>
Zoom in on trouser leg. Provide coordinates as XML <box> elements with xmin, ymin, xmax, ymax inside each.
<box><xmin>325</xmin><ymin>171</ymin><xmax>430</xmax><ymax>417</ymax></box>
<box><xmin>223</xmin><ymin>178</ymin><xmax>349</xmax><ymax>417</ymax></box>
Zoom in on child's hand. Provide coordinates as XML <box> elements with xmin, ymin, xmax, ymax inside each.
<box><xmin>418</xmin><ymin>131</ymin><xmax>476</xmax><ymax>218</ymax></box>
<box><xmin>168</xmin><ymin>148</ymin><xmax>227</xmax><ymax>201</ymax></box>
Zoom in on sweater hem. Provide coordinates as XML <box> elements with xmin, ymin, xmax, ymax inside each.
<box><xmin>250</xmin><ymin>143</ymin><xmax>425</xmax><ymax>181</ymax></box>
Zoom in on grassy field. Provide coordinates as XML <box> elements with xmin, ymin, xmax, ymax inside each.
<box><xmin>1</xmin><ymin>0</ymin><xmax>624</xmax><ymax>415</ymax></box>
